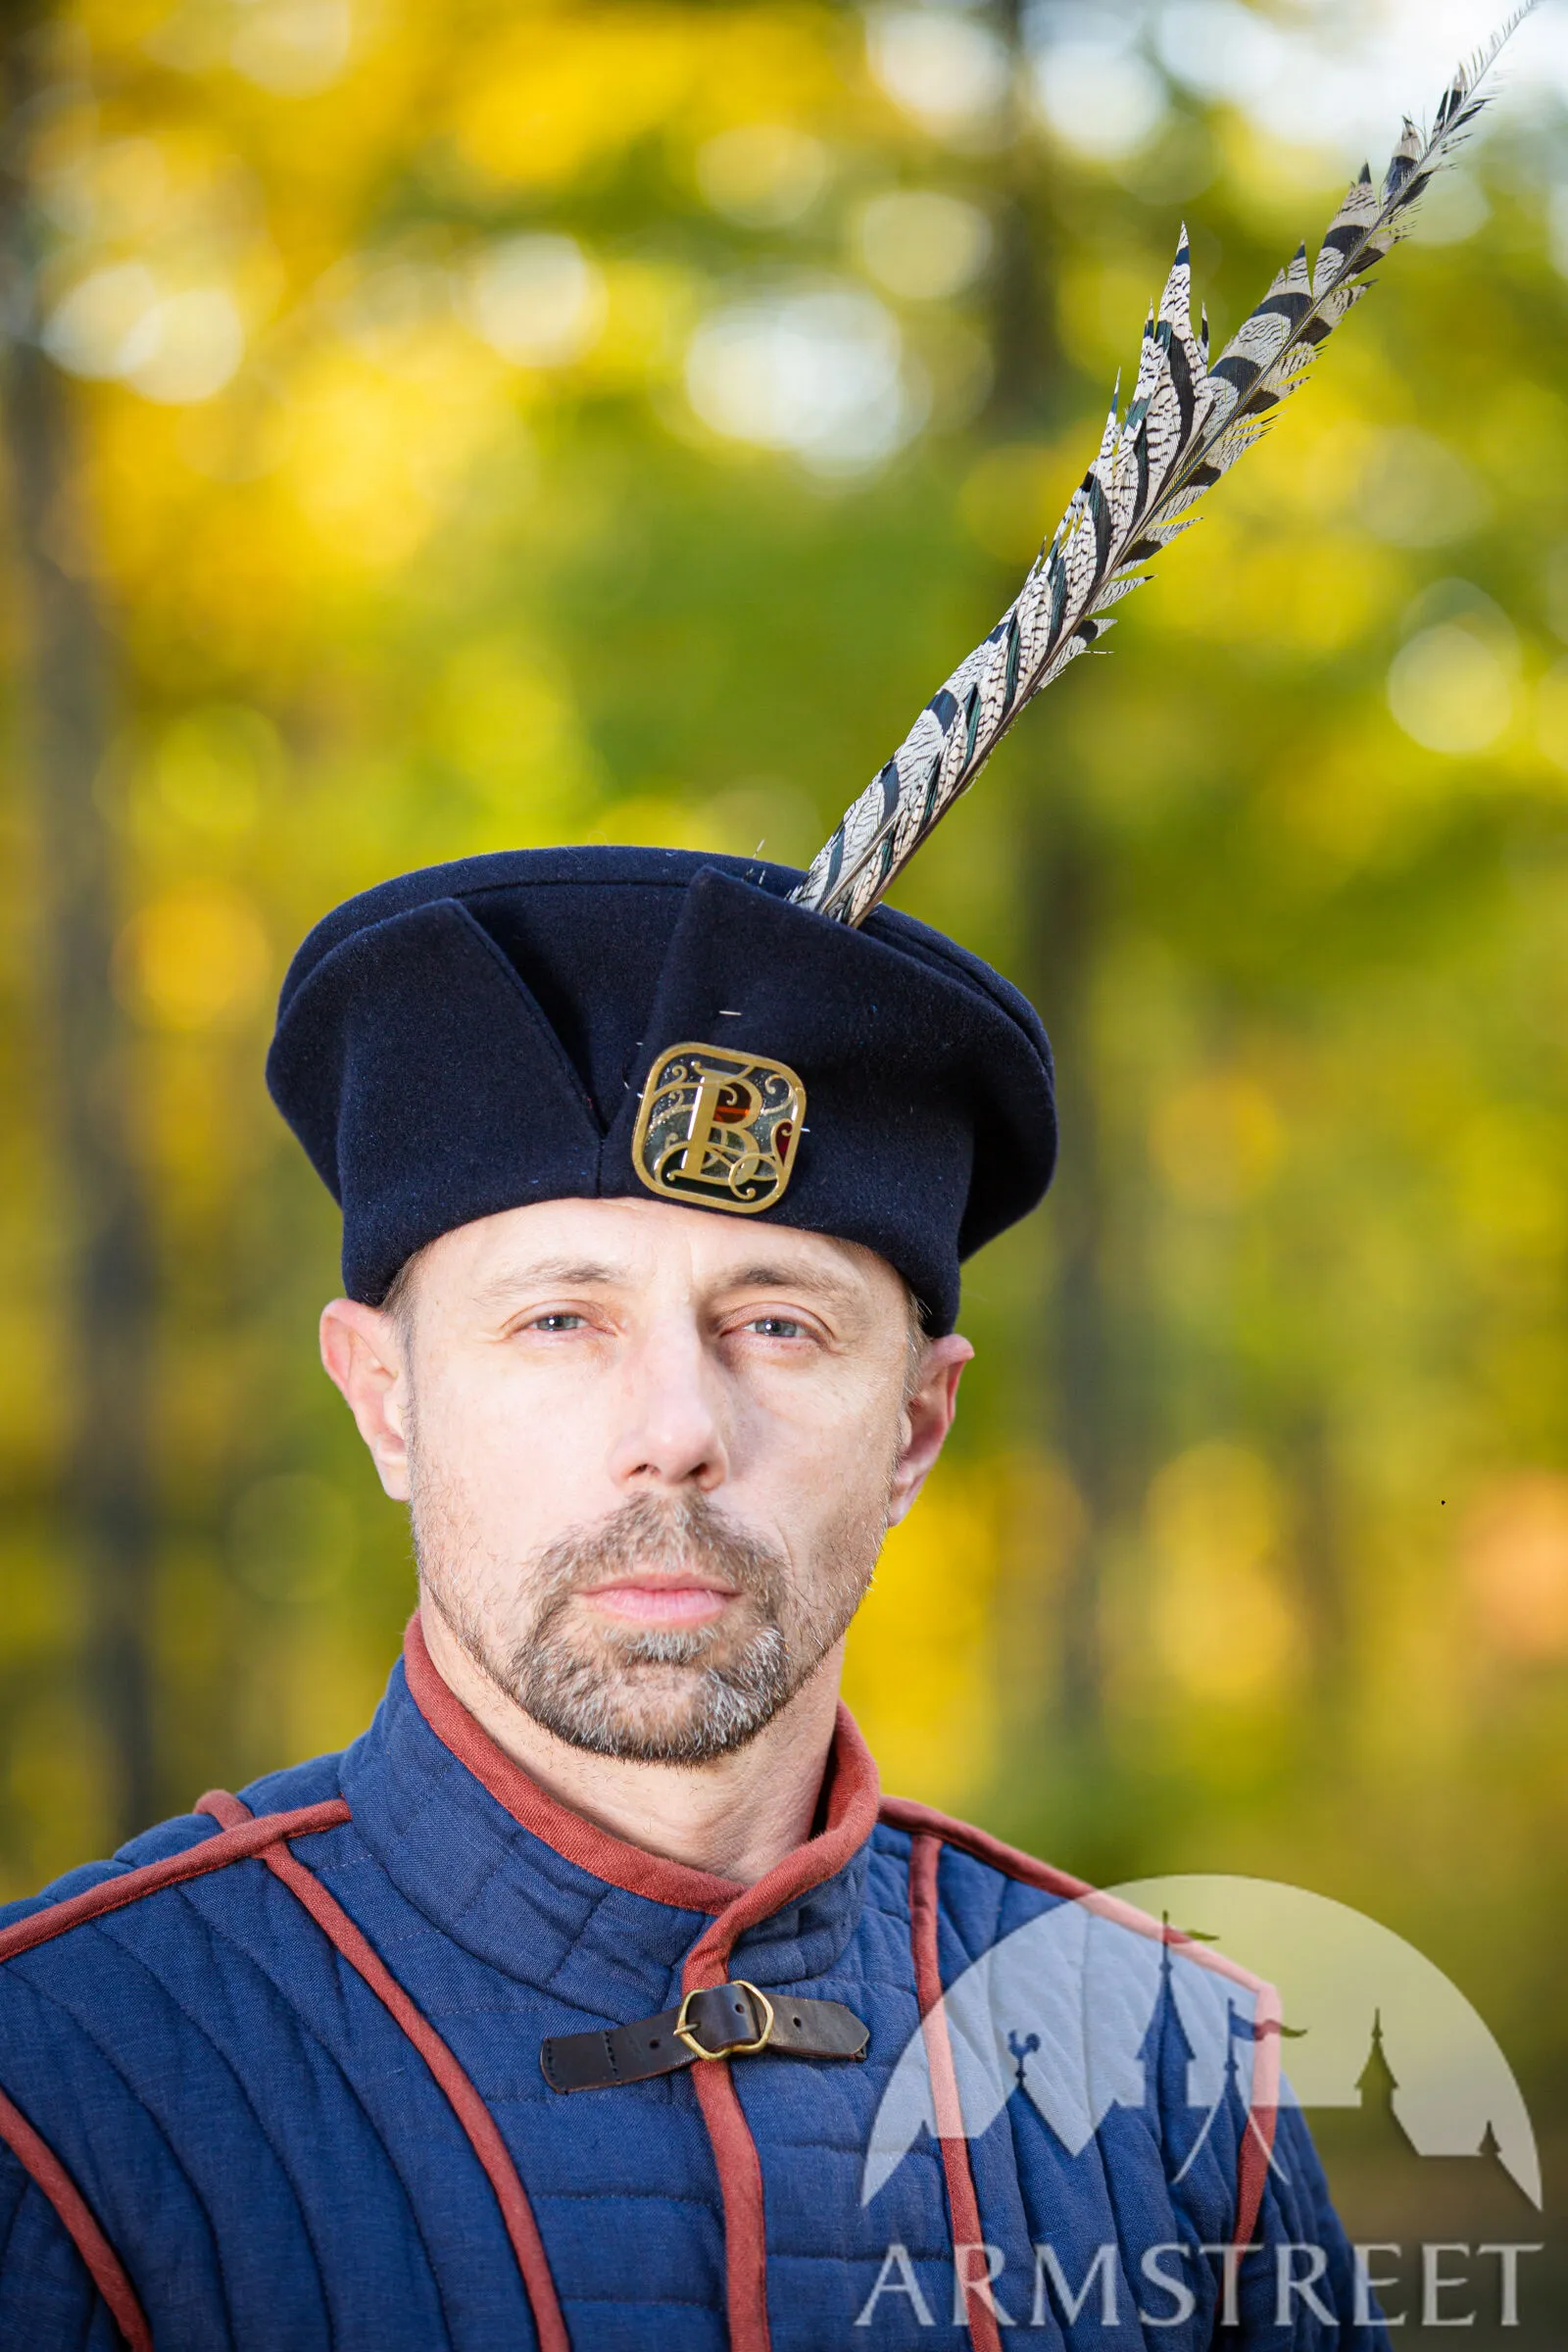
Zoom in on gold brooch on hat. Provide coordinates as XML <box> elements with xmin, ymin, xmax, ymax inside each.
<box><xmin>632</xmin><ymin>1044</ymin><xmax>806</xmax><ymax>1214</ymax></box>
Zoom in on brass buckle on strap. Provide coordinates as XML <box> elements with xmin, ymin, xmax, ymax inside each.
<box><xmin>673</xmin><ymin>1979</ymin><xmax>775</xmax><ymax>2062</ymax></box>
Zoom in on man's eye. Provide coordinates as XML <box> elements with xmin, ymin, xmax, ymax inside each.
<box><xmin>527</xmin><ymin>1312</ymin><xmax>585</xmax><ymax>1333</ymax></box>
<box><xmin>748</xmin><ymin>1315</ymin><xmax>805</xmax><ymax>1340</ymax></box>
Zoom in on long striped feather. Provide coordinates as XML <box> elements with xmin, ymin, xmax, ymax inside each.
<box><xmin>792</xmin><ymin>9</ymin><xmax>1535</xmax><ymax>927</ymax></box>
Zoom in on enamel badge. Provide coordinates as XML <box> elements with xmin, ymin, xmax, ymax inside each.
<box><xmin>631</xmin><ymin>1043</ymin><xmax>806</xmax><ymax>1215</ymax></box>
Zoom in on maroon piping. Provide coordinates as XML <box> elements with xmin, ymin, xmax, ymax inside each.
<box><xmin>671</xmin><ymin>1707</ymin><xmax>881</xmax><ymax>2352</ymax></box>
<box><xmin>2</xmin><ymin>1688</ymin><xmax>1274</xmax><ymax>2350</ymax></box>
<box><xmin>0</xmin><ymin>1799</ymin><xmax>352</xmax><ymax>1965</ymax></box>
<box><xmin>404</xmin><ymin>1606</ymin><xmax>886</xmax><ymax>2352</ymax></box>
<box><xmin>0</xmin><ymin>2082</ymin><xmax>152</xmax><ymax>2351</ymax></box>
<box><xmin>195</xmin><ymin>1789</ymin><xmax>570</xmax><ymax>2352</ymax></box>
<box><xmin>907</xmin><ymin>1831</ymin><xmax>1003</xmax><ymax>2352</ymax></box>
<box><xmin>0</xmin><ymin>1795</ymin><xmax>348</xmax><ymax>2349</ymax></box>
<box><xmin>0</xmin><ymin>1720</ymin><xmax>1274</xmax><ymax>2347</ymax></box>
<box><xmin>886</xmin><ymin>1794</ymin><xmax>1282</xmax><ymax>2251</ymax></box>
<box><xmin>405</xmin><ymin>1616</ymin><xmax>740</xmax><ymax>1913</ymax></box>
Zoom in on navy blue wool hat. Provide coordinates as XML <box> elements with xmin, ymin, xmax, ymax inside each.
<box><xmin>266</xmin><ymin>846</ymin><xmax>1055</xmax><ymax>1336</ymax></box>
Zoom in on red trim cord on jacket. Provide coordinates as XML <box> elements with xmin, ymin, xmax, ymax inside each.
<box><xmin>0</xmin><ymin>1798</ymin><xmax>352</xmax><ymax>1965</ymax></box>
<box><xmin>906</xmin><ymin>1832</ymin><xmax>1004</xmax><ymax>2352</ymax></box>
<box><xmin>884</xmin><ymin>1795</ymin><xmax>1283</xmax><ymax>2253</ymax></box>
<box><xmin>0</xmin><ymin>2083</ymin><xmax>153</xmax><ymax>2352</ymax></box>
<box><xmin>405</xmin><ymin>1608</ymin><xmax>888</xmax><ymax>2352</ymax></box>
<box><xmin>0</xmin><ymin>1794</ymin><xmax>350</xmax><ymax>2352</ymax></box>
<box><xmin>676</xmin><ymin>1705</ymin><xmax>884</xmax><ymax>2352</ymax></box>
<box><xmin>405</xmin><ymin>1616</ymin><xmax>741</xmax><ymax>1915</ymax></box>
<box><xmin>195</xmin><ymin>1789</ymin><xmax>571</xmax><ymax>2352</ymax></box>
<box><xmin>0</xmin><ymin>1689</ymin><xmax>1269</xmax><ymax>2352</ymax></box>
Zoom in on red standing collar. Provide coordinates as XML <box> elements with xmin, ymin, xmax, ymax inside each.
<box><xmin>402</xmin><ymin>1614</ymin><xmax>880</xmax><ymax>1923</ymax></box>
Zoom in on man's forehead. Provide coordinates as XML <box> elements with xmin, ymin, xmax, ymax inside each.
<box><xmin>435</xmin><ymin>1196</ymin><xmax>893</xmax><ymax>1300</ymax></box>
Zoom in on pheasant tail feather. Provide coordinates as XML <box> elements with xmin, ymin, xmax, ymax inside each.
<box><xmin>792</xmin><ymin>6</ymin><xmax>1536</xmax><ymax>928</ymax></box>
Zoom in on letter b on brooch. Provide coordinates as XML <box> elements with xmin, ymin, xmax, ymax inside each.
<box><xmin>632</xmin><ymin>1043</ymin><xmax>806</xmax><ymax>1215</ymax></box>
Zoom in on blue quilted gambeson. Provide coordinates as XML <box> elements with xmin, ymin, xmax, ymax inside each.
<box><xmin>0</xmin><ymin>1630</ymin><xmax>1380</xmax><ymax>2351</ymax></box>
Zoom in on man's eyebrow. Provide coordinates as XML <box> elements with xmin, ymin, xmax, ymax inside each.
<box><xmin>472</xmin><ymin>1255</ymin><xmax>867</xmax><ymax>1310</ymax></box>
<box><xmin>474</xmin><ymin>1259</ymin><xmax>629</xmax><ymax>1303</ymax></box>
<box><xmin>713</xmin><ymin>1262</ymin><xmax>863</xmax><ymax>1306</ymax></box>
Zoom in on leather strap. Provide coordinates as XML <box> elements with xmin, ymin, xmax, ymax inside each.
<box><xmin>541</xmin><ymin>1981</ymin><xmax>869</xmax><ymax>2093</ymax></box>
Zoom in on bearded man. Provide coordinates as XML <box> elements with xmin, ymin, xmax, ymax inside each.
<box><xmin>0</xmin><ymin>847</ymin><xmax>1374</xmax><ymax>2349</ymax></box>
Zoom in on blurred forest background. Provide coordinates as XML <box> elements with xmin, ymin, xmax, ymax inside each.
<box><xmin>0</xmin><ymin>0</ymin><xmax>1564</xmax><ymax>2318</ymax></box>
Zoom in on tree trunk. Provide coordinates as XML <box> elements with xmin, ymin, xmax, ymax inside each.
<box><xmin>989</xmin><ymin>0</ymin><xmax>1112</xmax><ymax>1745</ymax></box>
<box><xmin>1022</xmin><ymin>803</ymin><xmax>1111</xmax><ymax>1740</ymax></box>
<box><xmin>0</xmin><ymin>21</ymin><xmax>159</xmax><ymax>1842</ymax></box>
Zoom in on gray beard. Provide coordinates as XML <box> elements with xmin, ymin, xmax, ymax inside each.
<box><xmin>414</xmin><ymin>1486</ymin><xmax>878</xmax><ymax>1764</ymax></box>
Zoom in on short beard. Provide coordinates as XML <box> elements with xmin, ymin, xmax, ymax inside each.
<box><xmin>415</xmin><ymin>1485</ymin><xmax>879</xmax><ymax>1765</ymax></box>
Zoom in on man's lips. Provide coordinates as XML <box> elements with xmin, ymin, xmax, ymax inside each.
<box><xmin>578</xmin><ymin>1573</ymin><xmax>739</xmax><ymax>1629</ymax></box>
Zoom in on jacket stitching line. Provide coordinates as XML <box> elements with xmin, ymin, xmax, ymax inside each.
<box><xmin>134</xmin><ymin>1871</ymin><xmax>453</xmax><ymax>2339</ymax></box>
<box><xmin>200</xmin><ymin>1791</ymin><xmax>571</xmax><ymax>2352</ymax></box>
<box><xmin>6</xmin><ymin>1958</ymin><xmax>249</xmax><ymax>2348</ymax></box>
<box><xmin>0</xmin><ymin>1800</ymin><xmax>352</xmax><ymax>1965</ymax></box>
<box><xmin>907</xmin><ymin>1832</ymin><xmax>1002</xmax><ymax>2352</ymax></box>
<box><xmin>0</xmin><ymin>2082</ymin><xmax>153</xmax><ymax>2352</ymax></box>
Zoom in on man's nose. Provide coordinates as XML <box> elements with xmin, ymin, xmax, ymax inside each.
<box><xmin>607</xmin><ymin>1324</ymin><xmax>729</xmax><ymax>1494</ymax></box>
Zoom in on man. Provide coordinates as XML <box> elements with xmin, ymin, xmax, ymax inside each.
<box><xmin>0</xmin><ymin>845</ymin><xmax>1373</xmax><ymax>2348</ymax></box>
<box><xmin>4</xmin><ymin>38</ymin><xmax>1517</xmax><ymax>2327</ymax></box>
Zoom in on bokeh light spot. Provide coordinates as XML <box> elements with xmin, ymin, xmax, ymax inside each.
<box><xmin>684</xmin><ymin>283</ymin><xmax>918</xmax><ymax>472</ymax></box>
<box><xmin>1148</xmin><ymin>1444</ymin><xmax>1298</xmax><ymax>1704</ymax></box>
<box><xmin>1359</xmin><ymin>428</ymin><xmax>1490</xmax><ymax>550</ymax></box>
<box><xmin>1387</xmin><ymin>623</ymin><xmax>1514</xmax><ymax>756</ymax></box>
<box><xmin>230</xmin><ymin>0</ymin><xmax>352</xmax><ymax>96</ymax></box>
<box><xmin>1155</xmin><ymin>0</ymin><xmax>1285</xmax><ymax>108</ymax></box>
<box><xmin>1537</xmin><ymin>656</ymin><xmax>1568</xmax><ymax>774</ymax></box>
<box><xmin>1404</xmin><ymin>169</ymin><xmax>1490</xmax><ymax>246</ymax></box>
<box><xmin>856</xmin><ymin>189</ymin><xmax>992</xmax><ymax>301</ymax></box>
<box><xmin>150</xmin><ymin>706</ymin><xmax>282</xmax><ymax>840</ymax></box>
<box><xmin>696</xmin><ymin>124</ymin><xmax>828</xmax><ymax>226</ymax></box>
<box><xmin>1151</xmin><ymin>1073</ymin><xmax>1284</xmax><ymax>1209</ymax></box>
<box><xmin>1464</xmin><ymin>1475</ymin><xmax>1568</xmax><ymax>1661</ymax></box>
<box><xmin>43</xmin><ymin>264</ymin><xmax>161</xmax><ymax>380</ymax></box>
<box><xmin>463</xmin><ymin>235</ymin><xmax>607</xmax><ymax>368</ymax></box>
<box><xmin>43</xmin><ymin>269</ymin><xmax>245</xmax><ymax>404</ymax></box>
<box><xmin>116</xmin><ymin>885</ymin><xmax>271</xmax><ymax>1031</ymax></box>
<box><xmin>1032</xmin><ymin>45</ymin><xmax>1167</xmax><ymax>161</ymax></box>
<box><xmin>865</xmin><ymin>8</ymin><xmax>1010</xmax><ymax>136</ymax></box>
<box><xmin>122</xmin><ymin>289</ymin><xmax>246</xmax><ymax>406</ymax></box>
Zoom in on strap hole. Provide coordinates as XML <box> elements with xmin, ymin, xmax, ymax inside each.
<box><xmin>649</xmin><ymin>2038</ymin><xmax>660</xmax><ymax>2049</ymax></box>
<box><xmin>792</xmin><ymin>2015</ymin><xmax>803</xmax><ymax>2027</ymax></box>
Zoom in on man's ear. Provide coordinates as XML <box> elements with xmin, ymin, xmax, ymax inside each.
<box><xmin>319</xmin><ymin>1299</ymin><xmax>413</xmax><ymax>1501</ymax></box>
<box><xmin>887</xmin><ymin>1333</ymin><xmax>972</xmax><ymax>1528</ymax></box>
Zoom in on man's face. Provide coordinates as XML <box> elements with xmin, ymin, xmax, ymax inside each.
<box><xmin>327</xmin><ymin>1197</ymin><xmax>962</xmax><ymax>1764</ymax></box>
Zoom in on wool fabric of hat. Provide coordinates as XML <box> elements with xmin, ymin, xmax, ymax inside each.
<box><xmin>266</xmin><ymin>846</ymin><xmax>1056</xmax><ymax>1337</ymax></box>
